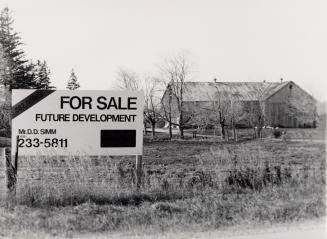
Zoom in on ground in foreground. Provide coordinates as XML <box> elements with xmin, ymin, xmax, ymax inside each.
<box><xmin>0</xmin><ymin>128</ymin><xmax>325</xmax><ymax>238</ymax></box>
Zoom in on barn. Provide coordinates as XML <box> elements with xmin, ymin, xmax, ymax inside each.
<box><xmin>161</xmin><ymin>80</ymin><xmax>317</xmax><ymax>128</ymax></box>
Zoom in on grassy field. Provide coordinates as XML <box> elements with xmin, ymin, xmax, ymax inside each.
<box><xmin>0</xmin><ymin>127</ymin><xmax>325</xmax><ymax>238</ymax></box>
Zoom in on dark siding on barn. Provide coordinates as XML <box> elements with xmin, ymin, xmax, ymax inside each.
<box><xmin>264</xmin><ymin>82</ymin><xmax>317</xmax><ymax>127</ymax></box>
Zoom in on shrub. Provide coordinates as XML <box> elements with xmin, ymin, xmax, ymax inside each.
<box><xmin>223</xmin><ymin>165</ymin><xmax>291</xmax><ymax>192</ymax></box>
<box><xmin>272</xmin><ymin>129</ymin><xmax>282</xmax><ymax>138</ymax></box>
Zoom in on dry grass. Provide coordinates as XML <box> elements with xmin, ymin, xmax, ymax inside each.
<box><xmin>0</xmin><ymin>128</ymin><xmax>325</xmax><ymax>237</ymax></box>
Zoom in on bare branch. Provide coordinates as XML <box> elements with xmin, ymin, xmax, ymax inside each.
<box><xmin>115</xmin><ymin>68</ymin><xmax>140</xmax><ymax>91</ymax></box>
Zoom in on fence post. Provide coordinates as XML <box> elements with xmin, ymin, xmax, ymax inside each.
<box><xmin>136</xmin><ymin>155</ymin><xmax>143</xmax><ymax>191</ymax></box>
<box><xmin>14</xmin><ymin>135</ymin><xmax>19</xmax><ymax>175</ymax></box>
<box><xmin>2</xmin><ymin>147</ymin><xmax>16</xmax><ymax>200</ymax></box>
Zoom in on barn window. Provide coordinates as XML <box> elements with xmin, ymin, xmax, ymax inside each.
<box><xmin>289</xmin><ymin>84</ymin><xmax>293</xmax><ymax>89</ymax></box>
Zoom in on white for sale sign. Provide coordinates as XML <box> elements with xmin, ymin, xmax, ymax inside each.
<box><xmin>12</xmin><ymin>90</ymin><xmax>144</xmax><ymax>156</ymax></box>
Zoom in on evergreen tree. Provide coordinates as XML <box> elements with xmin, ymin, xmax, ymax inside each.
<box><xmin>0</xmin><ymin>7</ymin><xmax>50</xmax><ymax>90</ymax></box>
<box><xmin>0</xmin><ymin>7</ymin><xmax>28</xmax><ymax>89</ymax></box>
<box><xmin>66</xmin><ymin>69</ymin><xmax>80</xmax><ymax>90</ymax></box>
<box><xmin>0</xmin><ymin>44</ymin><xmax>6</xmax><ymax>84</ymax></box>
<box><xmin>34</xmin><ymin>60</ymin><xmax>54</xmax><ymax>89</ymax></box>
<box><xmin>0</xmin><ymin>43</ymin><xmax>10</xmax><ymax>136</ymax></box>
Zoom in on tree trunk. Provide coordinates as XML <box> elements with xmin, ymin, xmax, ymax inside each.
<box><xmin>233</xmin><ymin>127</ymin><xmax>237</xmax><ymax>142</ymax></box>
<box><xmin>151</xmin><ymin>122</ymin><xmax>155</xmax><ymax>137</ymax></box>
<box><xmin>256</xmin><ymin>127</ymin><xmax>262</xmax><ymax>139</ymax></box>
<box><xmin>169</xmin><ymin>122</ymin><xmax>172</xmax><ymax>140</ymax></box>
<box><xmin>221</xmin><ymin>124</ymin><xmax>226</xmax><ymax>140</ymax></box>
<box><xmin>4</xmin><ymin>149</ymin><xmax>16</xmax><ymax>200</ymax></box>
<box><xmin>144</xmin><ymin>122</ymin><xmax>147</xmax><ymax>135</ymax></box>
<box><xmin>168</xmin><ymin>89</ymin><xmax>173</xmax><ymax>140</ymax></box>
<box><xmin>180</xmin><ymin>126</ymin><xmax>184</xmax><ymax>139</ymax></box>
<box><xmin>179</xmin><ymin>108</ymin><xmax>184</xmax><ymax>139</ymax></box>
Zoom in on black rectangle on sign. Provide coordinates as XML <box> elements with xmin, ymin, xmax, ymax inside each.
<box><xmin>101</xmin><ymin>130</ymin><xmax>136</xmax><ymax>147</ymax></box>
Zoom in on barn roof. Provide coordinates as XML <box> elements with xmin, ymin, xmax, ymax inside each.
<box><xmin>181</xmin><ymin>81</ymin><xmax>290</xmax><ymax>102</ymax></box>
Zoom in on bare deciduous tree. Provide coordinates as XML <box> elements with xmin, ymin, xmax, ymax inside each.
<box><xmin>228</xmin><ymin>92</ymin><xmax>244</xmax><ymax>141</ymax></box>
<box><xmin>115</xmin><ymin>68</ymin><xmax>140</xmax><ymax>91</ymax></box>
<box><xmin>244</xmin><ymin>97</ymin><xmax>266</xmax><ymax>138</ymax></box>
<box><xmin>143</xmin><ymin>77</ymin><xmax>161</xmax><ymax>137</ymax></box>
<box><xmin>206</xmin><ymin>89</ymin><xmax>231</xmax><ymax>140</ymax></box>
<box><xmin>160</xmin><ymin>84</ymin><xmax>173</xmax><ymax>139</ymax></box>
<box><xmin>159</xmin><ymin>52</ymin><xmax>193</xmax><ymax>139</ymax></box>
<box><xmin>194</xmin><ymin>86</ymin><xmax>244</xmax><ymax>141</ymax></box>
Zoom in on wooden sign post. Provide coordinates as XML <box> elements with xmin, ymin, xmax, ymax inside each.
<box><xmin>136</xmin><ymin>155</ymin><xmax>143</xmax><ymax>190</ymax></box>
<box><xmin>1</xmin><ymin>147</ymin><xmax>16</xmax><ymax>199</ymax></box>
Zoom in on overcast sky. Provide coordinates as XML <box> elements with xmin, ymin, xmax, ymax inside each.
<box><xmin>1</xmin><ymin>0</ymin><xmax>326</xmax><ymax>101</ymax></box>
